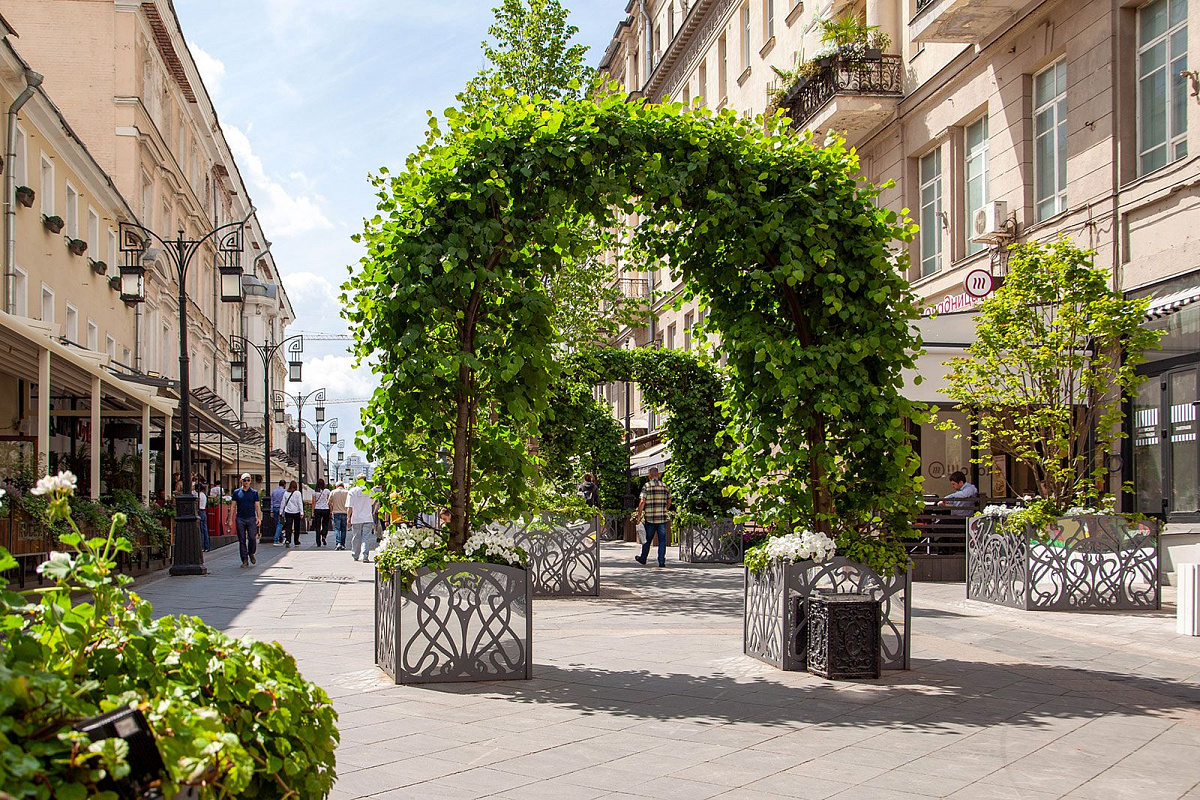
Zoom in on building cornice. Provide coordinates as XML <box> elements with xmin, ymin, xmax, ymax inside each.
<box><xmin>642</xmin><ymin>0</ymin><xmax>739</xmax><ymax>101</ymax></box>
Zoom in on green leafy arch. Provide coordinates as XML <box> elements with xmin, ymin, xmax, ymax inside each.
<box><xmin>346</xmin><ymin>90</ymin><xmax>924</xmax><ymax>573</ymax></box>
<box><xmin>541</xmin><ymin>348</ymin><xmax>732</xmax><ymax>517</ymax></box>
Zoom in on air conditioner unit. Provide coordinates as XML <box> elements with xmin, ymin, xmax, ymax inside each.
<box><xmin>971</xmin><ymin>201</ymin><xmax>1009</xmax><ymax>244</ymax></box>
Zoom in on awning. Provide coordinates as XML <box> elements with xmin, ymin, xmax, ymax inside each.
<box><xmin>1145</xmin><ymin>285</ymin><xmax>1200</xmax><ymax>320</ymax></box>
<box><xmin>630</xmin><ymin>441</ymin><xmax>670</xmax><ymax>477</ymax></box>
<box><xmin>902</xmin><ymin>311</ymin><xmax>978</xmax><ymax>403</ymax></box>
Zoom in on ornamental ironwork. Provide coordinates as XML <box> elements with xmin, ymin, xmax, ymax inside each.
<box><xmin>375</xmin><ymin>564</ymin><xmax>532</xmax><ymax>684</ymax></box>
<box><xmin>744</xmin><ymin>556</ymin><xmax>911</xmax><ymax>671</ymax></box>
<box><xmin>679</xmin><ymin>519</ymin><xmax>744</xmax><ymax>564</ymax></box>
<box><xmin>780</xmin><ymin>54</ymin><xmax>904</xmax><ymax>130</ymax></box>
<box><xmin>806</xmin><ymin>593</ymin><xmax>882</xmax><ymax>680</ymax></box>
<box><xmin>967</xmin><ymin>515</ymin><xmax>1160</xmax><ymax>611</ymax></box>
<box><xmin>495</xmin><ymin>515</ymin><xmax>601</xmax><ymax>597</ymax></box>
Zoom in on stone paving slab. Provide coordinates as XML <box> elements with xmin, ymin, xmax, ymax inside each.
<box><xmin>135</xmin><ymin>538</ymin><xmax>1200</xmax><ymax>799</ymax></box>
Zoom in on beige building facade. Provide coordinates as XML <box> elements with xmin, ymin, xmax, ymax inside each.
<box><xmin>599</xmin><ymin>0</ymin><xmax>1200</xmax><ymax>576</ymax></box>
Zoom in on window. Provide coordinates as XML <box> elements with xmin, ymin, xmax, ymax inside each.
<box><xmin>122</xmin><ymin>346</ymin><xmax>131</xmax><ymax>367</ymax></box>
<box><xmin>742</xmin><ymin>4</ymin><xmax>752</xmax><ymax>69</ymax></box>
<box><xmin>1033</xmin><ymin>59</ymin><xmax>1067</xmax><ymax>221</ymax></box>
<box><xmin>106</xmin><ymin>335</ymin><xmax>116</xmax><ymax>359</ymax></box>
<box><xmin>12</xmin><ymin>267</ymin><xmax>27</xmax><ymax>317</ymax></box>
<box><xmin>653</xmin><ymin>25</ymin><xmax>661</xmax><ymax>67</ymax></box>
<box><xmin>66</xmin><ymin>305</ymin><xmax>78</xmax><ymax>344</ymax></box>
<box><xmin>87</xmin><ymin>320</ymin><xmax>98</xmax><ymax>351</ymax></box>
<box><xmin>40</xmin><ymin>155</ymin><xmax>54</xmax><ymax>216</ymax></box>
<box><xmin>13</xmin><ymin>125</ymin><xmax>26</xmax><ymax>187</ymax></box>
<box><xmin>667</xmin><ymin>323</ymin><xmax>677</xmax><ymax>349</ymax></box>
<box><xmin>1137</xmin><ymin>0</ymin><xmax>1188</xmax><ymax>174</ymax></box>
<box><xmin>683</xmin><ymin>81</ymin><xmax>691</xmax><ymax>105</ymax></box>
<box><xmin>765</xmin><ymin>0</ymin><xmax>775</xmax><ymax>40</ymax></box>
<box><xmin>718</xmin><ymin>34</ymin><xmax>728</xmax><ymax>99</ymax></box>
<box><xmin>108</xmin><ymin>229</ymin><xmax>117</xmax><ymax>272</ymax></box>
<box><xmin>669</xmin><ymin>3</ymin><xmax>676</xmax><ymax>39</ymax></box>
<box><xmin>65</xmin><ymin>184</ymin><xmax>78</xmax><ymax>238</ymax></box>
<box><xmin>919</xmin><ymin>148</ymin><xmax>943</xmax><ymax>276</ymax></box>
<box><xmin>698</xmin><ymin>59</ymin><xmax>708</xmax><ymax>105</ymax></box>
<box><xmin>41</xmin><ymin>285</ymin><xmax>54</xmax><ymax>324</ymax></box>
<box><xmin>87</xmin><ymin>208</ymin><xmax>99</xmax><ymax>252</ymax></box>
<box><xmin>141</xmin><ymin>175</ymin><xmax>153</xmax><ymax>221</ymax></box>
<box><xmin>684</xmin><ymin>311</ymin><xmax>694</xmax><ymax>350</ymax></box>
<box><xmin>964</xmin><ymin>116</ymin><xmax>990</xmax><ymax>257</ymax></box>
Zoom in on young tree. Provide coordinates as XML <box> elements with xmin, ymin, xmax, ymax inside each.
<box><xmin>942</xmin><ymin>239</ymin><xmax>1161</xmax><ymax>508</ymax></box>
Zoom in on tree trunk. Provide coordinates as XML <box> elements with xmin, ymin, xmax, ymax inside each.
<box><xmin>449</xmin><ymin>287</ymin><xmax>483</xmax><ymax>553</ymax></box>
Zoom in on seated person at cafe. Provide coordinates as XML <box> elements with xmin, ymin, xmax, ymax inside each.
<box><xmin>939</xmin><ymin>471</ymin><xmax>979</xmax><ymax>516</ymax></box>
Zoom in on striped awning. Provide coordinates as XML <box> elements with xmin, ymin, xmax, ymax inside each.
<box><xmin>1146</xmin><ymin>285</ymin><xmax>1200</xmax><ymax>320</ymax></box>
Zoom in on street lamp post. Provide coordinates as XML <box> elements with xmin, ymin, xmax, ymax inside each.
<box><xmin>118</xmin><ymin>210</ymin><xmax>253</xmax><ymax>577</ymax></box>
<box><xmin>302</xmin><ymin>417</ymin><xmax>337</xmax><ymax>484</ymax></box>
<box><xmin>317</xmin><ymin>421</ymin><xmax>340</xmax><ymax>483</ymax></box>
<box><xmin>275</xmin><ymin>388</ymin><xmax>326</xmax><ymax>489</ymax></box>
<box><xmin>230</xmin><ymin>333</ymin><xmax>303</xmax><ymax>540</ymax></box>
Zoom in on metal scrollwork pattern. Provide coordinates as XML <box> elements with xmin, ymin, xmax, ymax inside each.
<box><xmin>497</xmin><ymin>516</ymin><xmax>600</xmax><ymax>597</ymax></box>
<box><xmin>745</xmin><ymin>557</ymin><xmax>911</xmax><ymax>672</ymax></box>
<box><xmin>600</xmin><ymin>513</ymin><xmax>625</xmax><ymax>541</ymax></box>
<box><xmin>680</xmin><ymin>519</ymin><xmax>744</xmax><ymax>564</ymax></box>
<box><xmin>374</xmin><ymin>571</ymin><xmax>398</xmax><ymax>679</ymax></box>
<box><xmin>376</xmin><ymin>564</ymin><xmax>532</xmax><ymax>684</ymax></box>
<box><xmin>969</xmin><ymin>515</ymin><xmax>1159</xmax><ymax>611</ymax></box>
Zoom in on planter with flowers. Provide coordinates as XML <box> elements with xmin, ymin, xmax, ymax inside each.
<box><xmin>677</xmin><ymin>511</ymin><xmax>769</xmax><ymax>564</ymax></box>
<box><xmin>744</xmin><ymin>530</ymin><xmax>912</xmax><ymax>672</ymax></box>
<box><xmin>374</xmin><ymin>523</ymin><xmax>531</xmax><ymax>684</ymax></box>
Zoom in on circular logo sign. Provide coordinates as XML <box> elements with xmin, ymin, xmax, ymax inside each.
<box><xmin>964</xmin><ymin>269</ymin><xmax>994</xmax><ymax>299</ymax></box>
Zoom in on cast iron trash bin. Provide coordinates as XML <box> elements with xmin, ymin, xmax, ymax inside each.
<box><xmin>806</xmin><ymin>592</ymin><xmax>882</xmax><ymax>680</ymax></box>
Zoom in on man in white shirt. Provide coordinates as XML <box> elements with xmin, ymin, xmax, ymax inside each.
<box><xmin>346</xmin><ymin>475</ymin><xmax>376</xmax><ymax>562</ymax></box>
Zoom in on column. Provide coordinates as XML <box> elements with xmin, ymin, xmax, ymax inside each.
<box><xmin>141</xmin><ymin>403</ymin><xmax>151</xmax><ymax>505</ymax></box>
<box><xmin>866</xmin><ymin>0</ymin><xmax>900</xmax><ymax>55</ymax></box>
<box><xmin>37</xmin><ymin>348</ymin><xmax>50</xmax><ymax>477</ymax></box>
<box><xmin>164</xmin><ymin>412</ymin><xmax>173</xmax><ymax>500</ymax></box>
<box><xmin>90</xmin><ymin>376</ymin><xmax>101</xmax><ymax>500</ymax></box>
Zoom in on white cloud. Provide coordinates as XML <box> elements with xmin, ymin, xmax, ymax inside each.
<box><xmin>225</xmin><ymin>125</ymin><xmax>333</xmax><ymax>237</ymax></box>
<box><xmin>191</xmin><ymin>45</ymin><xmax>225</xmax><ymax>98</ymax></box>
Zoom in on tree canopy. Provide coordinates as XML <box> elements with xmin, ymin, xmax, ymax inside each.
<box><xmin>344</xmin><ymin>92</ymin><xmax>923</xmax><ymax>572</ymax></box>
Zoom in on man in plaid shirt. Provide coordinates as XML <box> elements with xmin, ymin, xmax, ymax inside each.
<box><xmin>635</xmin><ymin>467</ymin><xmax>672</xmax><ymax>567</ymax></box>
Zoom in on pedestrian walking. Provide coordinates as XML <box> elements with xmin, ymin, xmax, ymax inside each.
<box><xmin>634</xmin><ymin>467</ymin><xmax>672</xmax><ymax>567</ymax></box>
<box><xmin>346</xmin><ymin>476</ymin><xmax>375</xmax><ymax>562</ymax></box>
<box><xmin>578</xmin><ymin>472</ymin><xmax>601</xmax><ymax>508</ymax></box>
<box><xmin>196</xmin><ymin>479</ymin><xmax>210</xmax><ymax>553</ymax></box>
<box><xmin>231</xmin><ymin>473</ymin><xmax>261</xmax><ymax>568</ymax></box>
<box><xmin>329</xmin><ymin>481</ymin><xmax>350</xmax><ymax>550</ymax></box>
<box><xmin>312</xmin><ymin>479</ymin><xmax>332</xmax><ymax>547</ymax></box>
<box><xmin>281</xmin><ymin>481</ymin><xmax>304</xmax><ymax>547</ymax></box>
<box><xmin>270</xmin><ymin>479</ymin><xmax>286</xmax><ymax>545</ymax></box>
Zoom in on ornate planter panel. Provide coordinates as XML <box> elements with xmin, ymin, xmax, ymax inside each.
<box><xmin>967</xmin><ymin>515</ymin><xmax>1159</xmax><ymax>611</ymax></box>
<box><xmin>744</xmin><ymin>557</ymin><xmax>911</xmax><ymax>672</ymax></box>
<box><xmin>600</xmin><ymin>513</ymin><xmax>626</xmax><ymax>541</ymax></box>
<box><xmin>679</xmin><ymin>519</ymin><xmax>744</xmax><ymax>564</ymax></box>
<box><xmin>375</xmin><ymin>563</ymin><xmax>532</xmax><ymax>684</ymax></box>
<box><xmin>494</xmin><ymin>516</ymin><xmax>600</xmax><ymax>597</ymax></box>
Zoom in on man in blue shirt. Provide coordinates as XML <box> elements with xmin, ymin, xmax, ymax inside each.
<box><xmin>232</xmin><ymin>473</ymin><xmax>262</xmax><ymax>568</ymax></box>
<box><xmin>270</xmin><ymin>479</ymin><xmax>287</xmax><ymax>546</ymax></box>
<box><xmin>940</xmin><ymin>471</ymin><xmax>980</xmax><ymax>517</ymax></box>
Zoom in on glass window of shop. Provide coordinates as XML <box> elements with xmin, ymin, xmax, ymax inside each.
<box><xmin>919</xmin><ymin>410</ymin><xmax>972</xmax><ymax>498</ymax></box>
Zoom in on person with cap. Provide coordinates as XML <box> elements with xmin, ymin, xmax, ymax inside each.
<box><xmin>231</xmin><ymin>473</ymin><xmax>261</xmax><ymax>568</ymax></box>
<box><xmin>634</xmin><ymin>467</ymin><xmax>672</xmax><ymax>567</ymax></box>
<box><xmin>346</xmin><ymin>475</ymin><xmax>375</xmax><ymax>562</ymax></box>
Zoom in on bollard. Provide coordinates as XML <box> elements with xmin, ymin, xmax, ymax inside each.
<box><xmin>1178</xmin><ymin>563</ymin><xmax>1200</xmax><ymax>636</ymax></box>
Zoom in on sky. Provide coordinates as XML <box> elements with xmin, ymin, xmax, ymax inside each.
<box><xmin>173</xmin><ymin>0</ymin><xmax>623</xmax><ymax>474</ymax></box>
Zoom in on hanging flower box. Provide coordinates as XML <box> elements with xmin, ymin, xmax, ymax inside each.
<box><xmin>89</xmin><ymin>258</ymin><xmax>107</xmax><ymax>275</ymax></box>
<box><xmin>966</xmin><ymin>513</ymin><xmax>1159</xmax><ymax>611</ymax></box>
<box><xmin>43</xmin><ymin>215</ymin><xmax>64</xmax><ymax>234</ymax></box>
<box><xmin>68</xmin><ymin>238</ymin><xmax>88</xmax><ymax>256</ymax></box>
<box><xmin>15</xmin><ymin>186</ymin><xmax>34</xmax><ymax>208</ymax></box>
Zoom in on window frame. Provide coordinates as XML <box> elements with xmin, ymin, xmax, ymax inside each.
<box><xmin>1136</xmin><ymin>0</ymin><xmax>1188</xmax><ymax>174</ymax></box>
<box><xmin>742</xmin><ymin>3</ymin><xmax>752</xmax><ymax>70</ymax></box>
<box><xmin>12</xmin><ymin>266</ymin><xmax>27</xmax><ymax>318</ymax></box>
<box><xmin>964</xmin><ymin>115</ymin><xmax>990</xmax><ymax>258</ymax></box>
<box><xmin>86</xmin><ymin>319</ymin><xmax>98</xmax><ymax>352</ymax></box>
<box><xmin>1033</xmin><ymin>59</ymin><xmax>1068</xmax><ymax>222</ymax></box>
<box><xmin>13</xmin><ymin>124</ymin><xmax>27</xmax><ymax>187</ymax></box>
<box><xmin>39</xmin><ymin>155</ymin><xmax>54</xmax><ymax>217</ymax></box>
<box><xmin>40</xmin><ymin>284</ymin><xmax>54</xmax><ymax>324</ymax></box>
<box><xmin>65</xmin><ymin>183</ymin><xmax>79</xmax><ymax>239</ymax></box>
<box><xmin>919</xmin><ymin>147</ymin><xmax>944</xmax><ymax>277</ymax></box>
<box><xmin>718</xmin><ymin>34</ymin><xmax>729</xmax><ymax>100</ymax></box>
<box><xmin>65</xmin><ymin>304</ymin><xmax>79</xmax><ymax>344</ymax></box>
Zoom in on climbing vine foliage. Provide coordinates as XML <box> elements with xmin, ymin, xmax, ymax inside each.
<box><xmin>344</xmin><ymin>90</ymin><xmax>922</xmax><ymax>572</ymax></box>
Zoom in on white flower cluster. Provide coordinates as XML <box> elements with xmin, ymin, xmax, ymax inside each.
<box><xmin>1064</xmin><ymin>498</ymin><xmax>1115</xmax><ymax>517</ymax></box>
<box><xmin>30</xmin><ymin>471</ymin><xmax>77</xmax><ymax>496</ymax></box>
<box><xmin>35</xmin><ymin>550</ymin><xmax>72</xmax><ymax>575</ymax></box>
<box><xmin>763</xmin><ymin>530</ymin><xmax>837</xmax><ymax>564</ymax></box>
<box><xmin>385</xmin><ymin>524</ymin><xmax>444</xmax><ymax>552</ymax></box>
<box><xmin>465</xmin><ymin>529</ymin><xmax>525</xmax><ymax>566</ymax></box>
<box><xmin>980</xmin><ymin>504</ymin><xmax>1016</xmax><ymax>517</ymax></box>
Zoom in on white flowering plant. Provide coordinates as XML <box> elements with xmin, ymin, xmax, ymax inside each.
<box><xmin>374</xmin><ymin>521</ymin><xmax>526</xmax><ymax>588</ymax></box>
<box><xmin>744</xmin><ymin>529</ymin><xmax>837</xmax><ymax>574</ymax></box>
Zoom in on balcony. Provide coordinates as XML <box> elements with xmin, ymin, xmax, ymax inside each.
<box><xmin>613</xmin><ymin>277</ymin><xmax>651</xmax><ymax>300</ymax></box>
<box><xmin>780</xmin><ymin>54</ymin><xmax>903</xmax><ymax>144</ymax></box>
<box><xmin>910</xmin><ymin>0</ymin><xmax>1025</xmax><ymax>43</ymax></box>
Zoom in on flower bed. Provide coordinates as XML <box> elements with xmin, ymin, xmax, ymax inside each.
<box><xmin>491</xmin><ymin>514</ymin><xmax>600</xmax><ymax>597</ymax></box>
<box><xmin>743</xmin><ymin>531</ymin><xmax>911</xmax><ymax>671</ymax></box>
<box><xmin>967</xmin><ymin>512</ymin><xmax>1159</xmax><ymax>611</ymax></box>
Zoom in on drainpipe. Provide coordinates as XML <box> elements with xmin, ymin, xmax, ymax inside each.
<box><xmin>4</xmin><ymin>69</ymin><xmax>43</xmax><ymax>315</ymax></box>
<box><xmin>638</xmin><ymin>0</ymin><xmax>652</xmax><ymax>87</ymax></box>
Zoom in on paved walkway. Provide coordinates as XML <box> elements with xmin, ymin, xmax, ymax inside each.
<box><xmin>136</xmin><ymin>539</ymin><xmax>1200</xmax><ymax>800</ymax></box>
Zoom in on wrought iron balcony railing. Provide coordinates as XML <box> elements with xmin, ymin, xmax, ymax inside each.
<box><xmin>915</xmin><ymin>0</ymin><xmax>935</xmax><ymax>12</ymax></box>
<box><xmin>780</xmin><ymin>53</ymin><xmax>904</xmax><ymax>130</ymax></box>
<box><xmin>613</xmin><ymin>277</ymin><xmax>651</xmax><ymax>300</ymax></box>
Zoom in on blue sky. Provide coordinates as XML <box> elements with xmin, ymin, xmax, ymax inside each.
<box><xmin>174</xmin><ymin>1</ymin><xmax>622</xmax><ymax>471</ymax></box>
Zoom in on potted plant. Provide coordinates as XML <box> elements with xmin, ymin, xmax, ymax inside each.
<box><xmin>68</xmin><ymin>238</ymin><xmax>88</xmax><ymax>256</ymax></box>
<box><xmin>15</xmin><ymin>185</ymin><xmax>34</xmax><ymax>208</ymax></box>
<box><xmin>943</xmin><ymin>239</ymin><xmax>1164</xmax><ymax>611</ymax></box>
<box><xmin>863</xmin><ymin>31</ymin><xmax>891</xmax><ymax>60</ymax></box>
<box><xmin>90</xmin><ymin>258</ymin><xmax>107</xmax><ymax>275</ymax></box>
<box><xmin>42</xmin><ymin>214</ymin><xmax>64</xmax><ymax>234</ymax></box>
<box><xmin>108</xmin><ymin>275</ymin><xmax>121</xmax><ymax>291</ymax></box>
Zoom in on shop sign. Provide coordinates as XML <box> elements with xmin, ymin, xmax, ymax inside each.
<box><xmin>922</xmin><ymin>270</ymin><xmax>999</xmax><ymax>316</ymax></box>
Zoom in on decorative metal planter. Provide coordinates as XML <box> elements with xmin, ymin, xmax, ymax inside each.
<box><xmin>600</xmin><ymin>512</ymin><xmax>627</xmax><ymax>541</ymax></box>
<box><xmin>490</xmin><ymin>515</ymin><xmax>600</xmax><ymax>597</ymax></box>
<box><xmin>966</xmin><ymin>514</ymin><xmax>1160</xmax><ymax>611</ymax></box>
<box><xmin>375</xmin><ymin>563</ymin><xmax>532</xmax><ymax>684</ymax></box>
<box><xmin>744</xmin><ymin>556</ymin><xmax>911</xmax><ymax>671</ymax></box>
<box><xmin>806</xmin><ymin>593</ymin><xmax>882</xmax><ymax>680</ymax></box>
<box><xmin>679</xmin><ymin>519</ymin><xmax>744</xmax><ymax>564</ymax></box>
